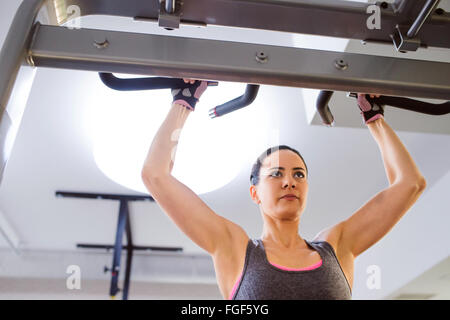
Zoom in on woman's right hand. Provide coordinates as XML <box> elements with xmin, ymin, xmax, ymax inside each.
<box><xmin>356</xmin><ymin>93</ymin><xmax>384</xmax><ymax>124</ymax></box>
<box><xmin>171</xmin><ymin>78</ymin><xmax>208</xmax><ymax>111</ymax></box>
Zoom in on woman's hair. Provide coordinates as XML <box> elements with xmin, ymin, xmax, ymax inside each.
<box><xmin>250</xmin><ymin>145</ymin><xmax>308</xmax><ymax>186</ymax></box>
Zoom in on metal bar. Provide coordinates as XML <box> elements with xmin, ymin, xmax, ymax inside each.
<box><xmin>109</xmin><ymin>200</ymin><xmax>128</xmax><ymax>298</ymax></box>
<box><xmin>31</xmin><ymin>25</ymin><xmax>450</xmax><ymax>100</ymax></box>
<box><xmin>0</xmin><ymin>0</ymin><xmax>47</xmax><ymax>184</ymax></box>
<box><xmin>55</xmin><ymin>191</ymin><xmax>154</xmax><ymax>202</ymax></box>
<box><xmin>122</xmin><ymin>247</ymin><xmax>132</xmax><ymax>300</ymax></box>
<box><xmin>58</xmin><ymin>0</ymin><xmax>450</xmax><ymax>49</ymax></box>
<box><xmin>127</xmin><ymin>245</ymin><xmax>183</xmax><ymax>252</ymax></box>
<box><xmin>394</xmin><ymin>0</ymin><xmax>431</xmax><ymax>18</ymax></box>
<box><xmin>165</xmin><ymin>0</ymin><xmax>176</xmax><ymax>14</ymax></box>
<box><xmin>77</xmin><ymin>244</ymin><xmax>183</xmax><ymax>251</ymax></box>
<box><xmin>122</xmin><ymin>209</ymin><xmax>133</xmax><ymax>300</ymax></box>
<box><xmin>407</xmin><ymin>0</ymin><xmax>441</xmax><ymax>38</ymax></box>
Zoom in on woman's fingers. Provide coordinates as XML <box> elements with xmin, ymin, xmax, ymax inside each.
<box><xmin>183</xmin><ymin>78</ymin><xmax>196</xmax><ymax>84</ymax></box>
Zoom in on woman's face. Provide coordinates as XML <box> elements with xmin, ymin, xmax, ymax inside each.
<box><xmin>250</xmin><ymin>150</ymin><xmax>309</xmax><ymax>220</ymax></box>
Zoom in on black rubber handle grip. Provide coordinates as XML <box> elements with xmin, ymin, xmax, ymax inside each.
<box><xmin>208</xmin><ymin>85</ymin><xmax>260</xmax><ymax>118</ymax></box>
<box><xmin>99</xmin><ymin>73</ymin><xmax>218</xmax><ymax>90</ymax></box>
<box><xmin>98</xmin><ymin>73</ymin><xmax>259</xmax><ymax>118</ymax></box>
<box><xmin>316</xmin><ymin>90</ymin><xmax>450</xmax><ymax>126</ymax></box>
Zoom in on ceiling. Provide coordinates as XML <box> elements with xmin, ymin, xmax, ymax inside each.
<box><xmin>0</xmin><ymin>0</ymin><xmax>449</xmax><ymax>300</ymax></box>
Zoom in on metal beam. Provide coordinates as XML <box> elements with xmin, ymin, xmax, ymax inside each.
<box><xmin>109</xmin><ymin>200</ymin><xmax>127</xmax><ymax>298</ymax></box>
<box><xmin>76</xmin><ymin>244</ymin><xmax>183</xmax><ymax>251</ymax></box>
<box><xmin>393</xmin><ymin>0</ymin><xmax>431</xmax><ymax>18</ymax></box>
<box><xmin>407</xmin><ymin>0</ymin><xmax>442</xmax><ymax>38</ymax></box>
<box><xmin>122</xmin><ymin>208</ymin><xmax>133</xmax><ymax>301</ymax></box>
<box><xmin>55</xmin><ymin>191</ymin><xmax>154</xmax><ymax>202</ymax></box>
<box><xmin>30</xmin><ymin>25</ymin><xmax>450</xmax><ymax>100</ymax></box>
<box><xmin>0</xmin><ymin>0</ymin><xmax>47</xmax><ymax>183</ymax></box>
<box><xmin>41</xmin><ymin>0</ymin><xmax>450</xmax><ymax>49</ymax></box>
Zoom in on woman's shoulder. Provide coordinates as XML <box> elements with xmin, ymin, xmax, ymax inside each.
<box><xmin>311</xmin><ymin>222</ymin><xmax>345</xmax><ymax>254</ymax></box>
<box><xmin>223</xmin><ymin>220</ymin><xmax>250</xmax><ymax>245</ymax></box>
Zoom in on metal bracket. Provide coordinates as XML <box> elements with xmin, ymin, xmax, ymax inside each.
<box><xmin>158</xmin><ymin>0</ymin><xmax>182</xmax><ymax>30</ymax></box>
<box><xmin>26</xmin><ymin>22</ymin><xmax>42</xmax><ymax>67</ymax></box>
<box><xmin>391</xmin><ymin>24</ymin><xmax>421</xmax><ymax>52</ymax></box>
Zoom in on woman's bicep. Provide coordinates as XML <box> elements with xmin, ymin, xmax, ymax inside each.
<box><xmin>142</xmin><ymin>174</ymin><xmax>234</xmax><ymax>255</ymax></box>
<box><xmin>340</xmin><ymin>182</ymin><xmax>425</xmax><ymax>257</ymax></box>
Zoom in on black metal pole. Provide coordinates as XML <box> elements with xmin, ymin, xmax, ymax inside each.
<box><xmin>109</xmin><ymin>200</ymin><xmax>128</xmax><ymax>298</ymax></box>
<box><xmin>56</xmin><ymin>190</ymin><xmax>183</xmax><ymax>299</ymax></box>
<box><xmin>122</xmin><ymin>208</ymin><xmax>133</xmax><ymax>300</ymax></box>
<box><xmin>55</xmin><ymin>191</ymin><xmax>154</xmax><ymax>202</ymax></box>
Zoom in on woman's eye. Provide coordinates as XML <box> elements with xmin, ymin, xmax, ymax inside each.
<box><xmin>270</xmin><ymin>171</ymin><xmax>304</xmax><ymax>178</ymax></box>
<box><xmin>271</xmin><ymin>171</ymin><xmax>281</xmax><ymax>177</ymax></box>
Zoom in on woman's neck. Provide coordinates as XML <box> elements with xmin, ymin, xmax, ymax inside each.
<box><xmin>260</xmin><ymin>211</ymin><xmax>305</xmax><ymax>248</ymax></box>
<box><xmin>261</xmin><ymin>226</ymin><xmax>304</xmax><ymax>249</ymax></box>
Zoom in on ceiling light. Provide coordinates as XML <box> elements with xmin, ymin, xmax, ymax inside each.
<box><xmin>84</xmin><ymin>74</ymin><xmax>273</xmax><ymax>195</ymax></box>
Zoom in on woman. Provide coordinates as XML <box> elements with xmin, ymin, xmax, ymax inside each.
<box><xmin>141</xmin><ymin>79</ymin><xmax>427</xmax><ymax>300</ymax></box>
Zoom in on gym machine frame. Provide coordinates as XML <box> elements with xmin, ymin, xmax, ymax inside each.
<box><xmin>55</xmin><ymin>191</ymin><xmax>183</xmax><ymax>300</ymax></box>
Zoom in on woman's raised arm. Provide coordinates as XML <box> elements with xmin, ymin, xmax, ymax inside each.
<box><xmin>141</xmin><ymin>81</ymin><xmax>247</xmax><ymax>255</ymax></box>
<box><xmin>339</xmin><ymin>94</ymin><xmax>427</xmax><ymax>257</ymax></box>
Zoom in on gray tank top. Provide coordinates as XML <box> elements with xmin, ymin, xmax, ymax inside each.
<box><xmin>231</xmin><ymin>239</ymin><xmax>352</xmax><ymax>300</ymax></box>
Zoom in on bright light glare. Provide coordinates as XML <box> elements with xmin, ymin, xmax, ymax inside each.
<box><xmin>84</xmin><ymin>75</ymin><xmax>272</xmax><ymax>195</ymax></box>
<box><xmin>3</xmin><ymin>67</ymin><xmax>37</xmax><ymax>167</ymax></box>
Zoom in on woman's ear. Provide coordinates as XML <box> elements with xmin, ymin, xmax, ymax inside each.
<box><xmin>249</xmin><ymin>185</ymin><xmax>261</xmax><ymax>204</ymax></box>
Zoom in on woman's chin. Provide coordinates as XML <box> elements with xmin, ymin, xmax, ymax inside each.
<box><xmin>275</xmin><ymin>209</ymin><xmax>301</xmax><ymax>220</ymax></box>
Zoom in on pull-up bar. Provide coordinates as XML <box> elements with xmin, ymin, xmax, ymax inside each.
<box><xmin>0</xmin><ymin>0</ymin><xmax>449</xmax><ymax>185</ymax></box>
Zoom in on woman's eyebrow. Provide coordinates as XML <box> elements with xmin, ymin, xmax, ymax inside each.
<box><xmin>269</xmin><ymin>167</ymin><xmax>305</xmax><ymax>171</ymax></box>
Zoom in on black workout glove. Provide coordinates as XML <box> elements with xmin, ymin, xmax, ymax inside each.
<box><xmin>171</xmin><ymin>80</ymin><xmax>208</xmax><ymax>111</ymax></box>
<box><xmin>357</xmin><ymin>93</ymin><xmax>384</xmax><ymax>124</ymax></box>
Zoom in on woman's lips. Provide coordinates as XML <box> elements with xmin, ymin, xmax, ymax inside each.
<box><xmin>281</xmin><ymin>196</ymin><xmax>298</xmax><ymax>200</ymax></box>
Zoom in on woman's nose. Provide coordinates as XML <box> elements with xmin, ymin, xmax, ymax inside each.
<box><xmin>282</xmin><ymin>177</ymin><xmax>296</xmax><ymax>189</ymax></box>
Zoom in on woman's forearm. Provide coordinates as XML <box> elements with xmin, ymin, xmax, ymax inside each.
<box><xmin>141</xmin><ymin>103</ymin><xmax>191</xmax><ymax>178</ymax></box>
<box><xmin>367</xmin><ymin>118</ymin><xmax>426</xmax><ymax>186</ymax></box>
